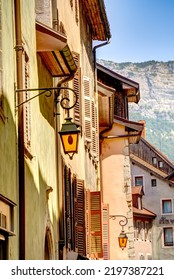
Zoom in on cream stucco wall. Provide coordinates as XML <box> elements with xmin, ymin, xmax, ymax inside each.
<box><xmin>0</xmin><ymin>0</ymin><xmax>18</xmax><ymax>259</ymax></box>
<box><xmin>11</xmin><ymin>0</ymin><xmax>58</xmax><ymax>259</ymax></box>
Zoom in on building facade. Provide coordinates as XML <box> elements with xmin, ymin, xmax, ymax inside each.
<box><xmin>97</xmin><ymin>64</ymin><xmax>144</xmax><ymax>259</ymax></box>
<box><xmin>0</xmin><ymin>0</ymin><xmax>111</xmax><ymax>260</ymax></box>
<box><xmin>130</xmin><ymin>137</ymin><xmax>174</xmax><ymax>259</ymax></box>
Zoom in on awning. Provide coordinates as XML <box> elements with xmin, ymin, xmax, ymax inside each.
<box><xmin>36</xmin><ymin>21</ymin><xmax>77</xmax><ymax>77</ymax></box>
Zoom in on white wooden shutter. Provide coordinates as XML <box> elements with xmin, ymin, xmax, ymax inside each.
<box><xmin>83</xmin><ymin>77</ymin><xmax>91</xmax><ymax>142</ymax></box>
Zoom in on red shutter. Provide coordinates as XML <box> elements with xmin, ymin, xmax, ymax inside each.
<box><xmin>102</xmin><ymin>204</ymin><xmax>110</xmax><ymax>260</ymax></box>
<box><xmin>90</xmin><ymin>191</ymin><xmax>103</xmax><ymax>259</ymax></box>
<box><xmin>74</xmin><ymin>177</ymin><xmax>86</xmax><ymax>256</ymax></box>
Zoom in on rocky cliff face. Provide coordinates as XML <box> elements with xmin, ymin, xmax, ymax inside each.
<box><xmin>98</xmin><ymin>60</ymin><xmax>174</xmax><ymax>162</ymax></box>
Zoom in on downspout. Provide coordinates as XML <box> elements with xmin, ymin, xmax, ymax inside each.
<box><xmin>14</xmin><ymin>0</ymin><xmax>25</xmax><ymax>259</ymax></box>
<box><xmin>93</xmin><ymin>38</ymin><xmax>111</xmax><ymax>91</ymax></box>
<box><xmin>93</xmin><ymin>38</ymin><xmax>110</xmax><ymax>195</ymax></box>
<box><xmin>54</xmin><ymin>74</ymin><xmax>74</xmax><ymax>259</ymax></box>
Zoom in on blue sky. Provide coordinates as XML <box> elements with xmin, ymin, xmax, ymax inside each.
<box><xmin>97</xmin><ymin>0</ymin><xmax>174</xmax><ymax>63</ymax></box>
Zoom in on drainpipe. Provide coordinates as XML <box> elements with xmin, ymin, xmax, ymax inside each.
<box><xmin>93</xmin><ymin>39</ymin><xmax>110</xmax><ymax>194</ymax></box>
<box><xmin>93</xmin><ymin>38</ymin><xmax>111</xmax><ymax>91</ymax></box>
<box><xmin>14</xmin><ymin>0</ymin><xmax>25</xmax><ymax>259</ymax></box>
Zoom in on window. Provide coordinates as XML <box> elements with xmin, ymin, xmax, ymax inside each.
<box><xmin>137</xmin><ymin>221</ymin><xmax>142</xmax><ymax>239</ymax></box>
<box><xmin>135</xmin><ymin>176</ymin><xmax>143</xmax><ymax>187</ymax></box>
<box><xmin>145</xmin><ymin>222</ymin><xmax>152</xmax><ymax>241</ymax></box>
<box><xmin>159</xmin><ymin>161</ymin><xmax>163</xmax><ymax>168</ymax></box>
<box><xmin>138</xmin><ymin>197</ymin><xmax>142</xmax><ymax>210</ymax></box>
<box><xmin>139</xmin><ymin>253</ymin><xmax>145</xmax><ymax>260</ymax></box>
<box><xmin>151</xmin><ymin>179</ymin><xmax>157</xmax><ymax>187</ymax></box>
<box><xmin>162</xmin><ymin>199</ymin><xmax>173</xmax><ymax>214</ymax></box>
<box><xmin>152</xmin><ymin>157</ymin><xmax>157</xmax><ymax>166</ymax></box>
<box><xmin>163</xmin><ymin>227</ymin><xmax>173</xmax><ymax>247</ymax></box>
<box><xmin>0</xmin><ymin>234</ymin><xmax>7</xmax><ymax>260</ymax></box>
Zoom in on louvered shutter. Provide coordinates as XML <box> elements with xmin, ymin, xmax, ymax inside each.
<box><xmin>62</xmin><ymin>81</ymin><xmax>69</xmax><ymax>110</ymax></box>
<box><xmin>91</xmin><ymin>100</ymin><xmax>99</xmax><ymax>156</ymax></box>
<box><xmin>64</xmin><ymin>166</ymin><xmax>72</xmax><ymax>249</ymax></box>
<box><xmin>102</xmin><ymin>204</ymin><xmax>110</xmax><ymax>260</ymax></box>
<box><xmin>90</xmin><ymin>191</ymin><xmax>103</xmax><ymax>258</ymax></box>
<box><xmin>72</xmin><ymin>52</ymin><xmax>81</xmax><ymax>126</ymax></box>
<box><xmin>23</xmin><ymin>52</ymin><xmax>31</xmax><ymax>154</ymax></box>
<box><xmin>83</xmin><ymin>77</ymin><xmax>91</xmax><ymax>141</ymax></box>
<box><xmin>86</xmin><ymin>189</ymin><xmax>91</xmax><ymax>256</ymax></box>
<box><xmin>74</xmin><ymin>177</ymin><xmax>86</xmax><ymax>256</ymax></box>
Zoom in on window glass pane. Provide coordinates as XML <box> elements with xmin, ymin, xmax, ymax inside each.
<box><xmin>164</xmin><ymin>228</ymin><xmax>173</xmax><ymax>246</ymax></box>
<box><xmin>151</xmin><ymin>179</ymin><xmax>157</xmax><ymax>187</ymax></box>
<box><xmin>152</xmin><ymin>157</ymin><xmax>157</xmax><ymax>165</ymax></box>
<box><xmin>135</xmin><ymin>176</ymin><xmax>143</xmax><ymax>186</ymax></box>
<box><xmin>162</xmin><ymin>200</ymin><xmax>172</xmax><ymax>214</ymax></box>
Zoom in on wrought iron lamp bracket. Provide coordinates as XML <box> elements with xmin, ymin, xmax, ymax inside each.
<box><xmin>109</xmin><ymin>214</ymin><xmax>128</xmax><ymax>231</ymax></box>
<box><xmin>15</xmin><ymin>85</ymin><xmax>77</xmax><ymax>113</ymax></box>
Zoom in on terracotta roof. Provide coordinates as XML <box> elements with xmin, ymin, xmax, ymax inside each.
<box><xmin>132</xmin><ymin>186</ymin><xmax>144</xmax><ymax>195</ymax></box>
<box><xmin>81</xmin><ymin>0</ymin><xmax>111</xmax><ymax>41</ymax></box>
<box><xmin>133</xmin><ymin>207</ymin><xmax>156</xmax><ymax>218</ymax></box>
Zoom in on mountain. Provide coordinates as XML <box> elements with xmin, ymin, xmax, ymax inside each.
<box><xmin>97</xmin><ymin>59</ymin><xmax>174</xmax><ymax>162</ymax></box>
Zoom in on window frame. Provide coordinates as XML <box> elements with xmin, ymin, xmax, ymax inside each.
<box><xmin>151</xmin><ymin>179</ymin><xmax>157</xmax><ymax>187</ymax></box>
<box><xmin>162</xmin><ymin>227</ymin><xmax>174</xmax><ymax>248</ymax></box>
<box><xmin>133</xmin><ymin>175</ymin><xmax>145</xmax><ymax>192</ymax></box>
<box><xmin>152</xmin><ymin>157</ymin><xmax>157</xmax><ymax>166</ymax></box>
<box><xmin>161</xmin><ymin>198</ymin><xmax>173</xmax><ymax>215</ymax></box>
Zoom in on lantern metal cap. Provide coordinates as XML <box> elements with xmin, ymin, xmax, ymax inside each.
<box><xmin>59</xmin><ymin>117</ymin><xmax>80</xmax><ymax>135</ymax></box>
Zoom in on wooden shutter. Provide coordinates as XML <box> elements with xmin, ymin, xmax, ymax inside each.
<box><xmin>91</xmin><ymin>100</ymin><xmax>99</xmax><ymax>157</ymax></box>
<box><xmin>23</xmin><ymin>51</ymin><xmax>32</xmax><ymax>155</ymax></box>
<box><xmin>62</xmin><ymin>81</ymin><xmax>69</xmax><ymax>110</ymax></box>
<box><xmin>72</xmin><ymin>52</ymin><xmax>81</xmax><ymax>126</ymax></box>
<box><xmin>64</xmin><ymin>166</ymin><xmax>72</xmax><ymax>249</ymax></box>
<box><xmin>74</xmin><ymin>177</ymin><xmax>85</xmax><ymax>256</ymax></box>
<box><xmin>83</xmin><ymin>77</ymin><xmax>91</xmax><ymax>141</ymax></box>
<box><xmin>102</xmin><ymin>204</ymin><xmax>110</xmax><ymax>260</ymax></box>
<box><xmin>90</xmin><ymin>191</ymin><xmax>103</xmax><ymax>258</ymax></box>
<box><xmin>85</xmin><ymin>189</ymin><xmax>91</xmax><ymax>256</ymax></box>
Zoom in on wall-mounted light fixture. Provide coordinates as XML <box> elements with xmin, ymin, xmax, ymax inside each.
<box><xmin>109</xmin><ymin>214</ymin><xmax>128</xmax><ymax>250</ymax></box>
<box><xmin>15</xmin><ymin>86</ymin><xmax>80</xmax><ymax>159</ymax></box>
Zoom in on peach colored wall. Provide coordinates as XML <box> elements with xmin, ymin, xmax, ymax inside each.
<box><xmin>101</xmin><ymin>123</ymin><xmax>134</xmax><ymax>259</ymax></box>
<box><xmin>134</xmin><ymin>240</ymin><xmax>152</xmax><ymax>260</ymax></box>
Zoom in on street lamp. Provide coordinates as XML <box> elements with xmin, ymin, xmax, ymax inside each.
<box><xmin>15</xmin><ymin>86</ymin><xmax>80</xmax><ymax>159</ymax></box>
<box><xmin>109</xmin><ymin>214</ymin><xmax>128</xmax><ymax>250</ymax></box>
<box><xmin>59</xmin><ymin>117</ymin><xmax>80</xmax><ymax>159</ymax></box>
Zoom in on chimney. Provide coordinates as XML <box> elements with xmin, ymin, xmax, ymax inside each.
<box><xmin>139</xmin><ymin>120</ymin><xmax>146</xmax><ymax>138</ymax></box>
